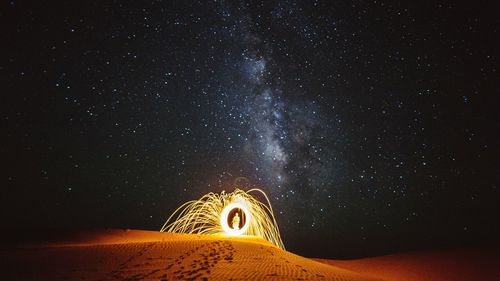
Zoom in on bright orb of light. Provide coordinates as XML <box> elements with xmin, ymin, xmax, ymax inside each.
<box><xmin>161</xmin><ymin>188</ymin><xmax>285</xmax><ymax>249</ymax></box>
<box><xmin>220</xmin><ymin>202</ymin><xmax>251</xmax><ymax>236</ymax></box>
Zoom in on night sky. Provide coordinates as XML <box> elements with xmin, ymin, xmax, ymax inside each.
<box><xmin>3</xmin><ymin>1</ymin><xmax>500</xmax><ymax>258</ymax></box>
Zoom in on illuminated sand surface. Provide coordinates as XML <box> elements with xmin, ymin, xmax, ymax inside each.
<box><xmin>4</xmin><ymin>229</ymin><xmax>377</xmax><ymax>281</ymax></box>
<box><xmin>315</xmin><ymin>248</ymin><xmax>500</xmax><ymax>281</ymax></box>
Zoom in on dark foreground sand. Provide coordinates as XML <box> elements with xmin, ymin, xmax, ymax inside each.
<box><xmin>315</xmin><ymin>247</ymin><xmax>500</xmax><ymax>281</ymax></box>
<box><xmin>1</xmin><ymin>229</ymin><xmax>498</xmax><ymax>280</ymax></box>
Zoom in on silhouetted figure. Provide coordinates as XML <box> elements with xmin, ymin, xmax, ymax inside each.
<box><xmin>232</xmin><ymin>212</ymin><xmax>240</xmax><ymax>230</ymax></box>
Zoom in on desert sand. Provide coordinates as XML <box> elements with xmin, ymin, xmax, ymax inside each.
<box><xmin>3</xmin><ymin>229</ymin><xmax>376</xmax><ymax>280</ymax></box>
<box><xmin>315</xmin><ymin>247</ymin><xmax>500</xmax><ymax>281</ymax></box>
<box><xmin>2</xmin><ymin>229</ymin><xmax>497</xmax><ymax>280</ymax></box>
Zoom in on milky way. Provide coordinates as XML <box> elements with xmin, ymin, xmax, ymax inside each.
<box><xmin>216</xmin><ymin>4</ymin><xmax>335</xmax><ymax>204</ymax></box>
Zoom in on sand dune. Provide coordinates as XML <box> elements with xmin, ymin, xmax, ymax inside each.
<box><xmin>3</xmin><ymin>229</ymin><xmax>377</xmax><ymax>280</ymax></box>
<box><xmin>315</xmin><ymin>247</ymin><xmax>500</xmax><ymax>281</ymax></box>
<box><xmin>4</xmin><ymin>229</ymin><xmax>497</xmax><ymax>280</ymax></box>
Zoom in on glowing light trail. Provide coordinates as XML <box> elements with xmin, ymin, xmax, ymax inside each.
<box><xmin>160</xmin><ymin>188</ymin><xmax>284</xmax><ymax>249</ymax></box>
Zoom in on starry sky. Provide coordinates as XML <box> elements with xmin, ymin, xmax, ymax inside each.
<box><xmin>3</xmin><ymin>1</ymin><xmax>499</xmax><ymax>258</ymax></box>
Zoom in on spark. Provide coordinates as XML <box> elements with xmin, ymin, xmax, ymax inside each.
<box><xmin>160</xmin><ymin>188</ymin><xmax>285</xmax><ymax>249</ymax></box>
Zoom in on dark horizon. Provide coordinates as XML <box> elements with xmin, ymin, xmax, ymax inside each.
<box><xmin>3</xmin><ymin>1</ymin><xmax>499</xmax><ymax>259</ymax></box>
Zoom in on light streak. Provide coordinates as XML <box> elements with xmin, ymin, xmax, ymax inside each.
<box><xmin>160</xmin><ymin>188</ymin><xmax>285</xmax><ymax>249</ymax></box>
